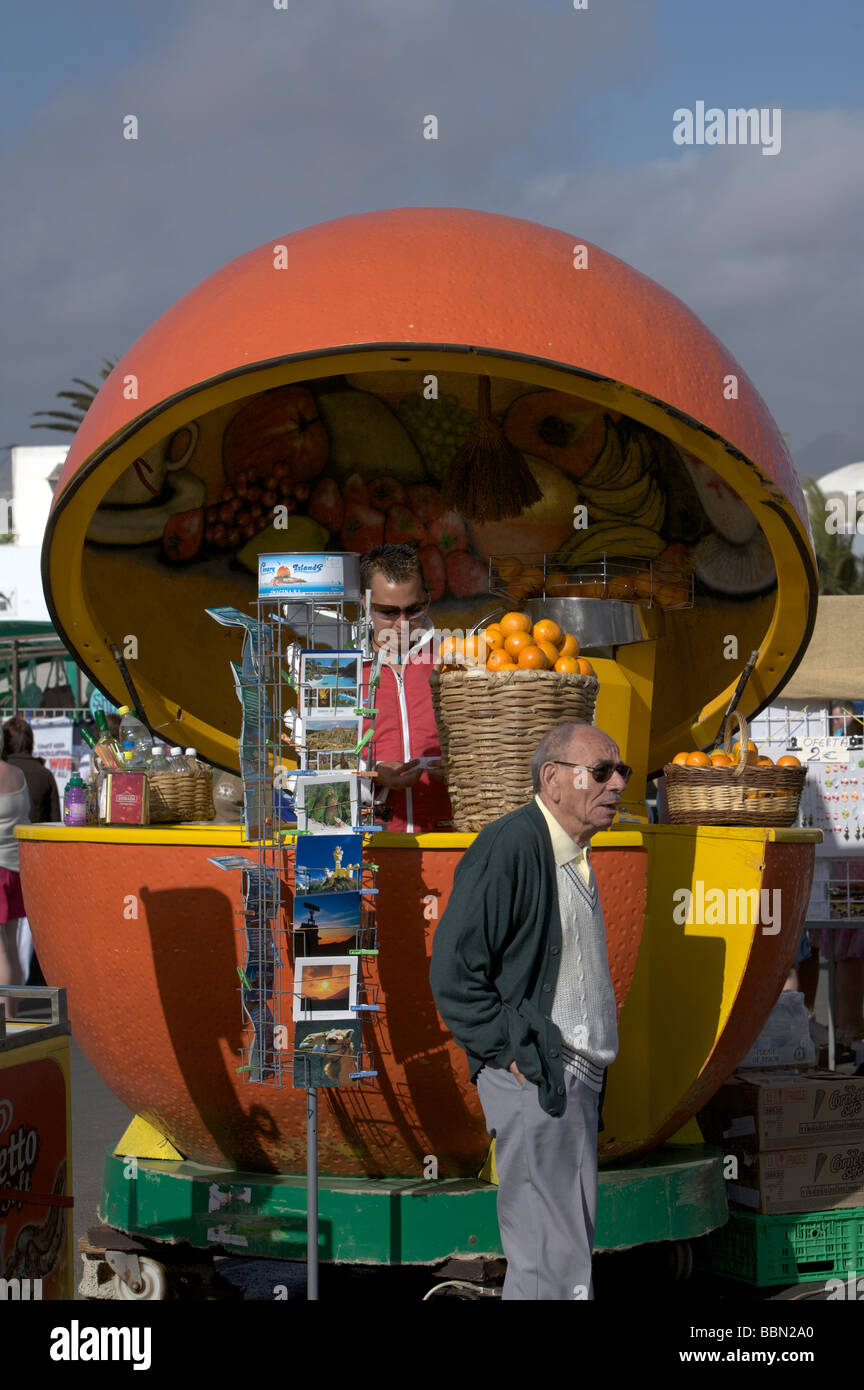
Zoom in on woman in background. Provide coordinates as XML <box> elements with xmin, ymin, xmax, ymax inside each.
<box><xmin>0</xmin><ymin>757</ymin><xmax>31</xmax><ymax>1020</ymax></box>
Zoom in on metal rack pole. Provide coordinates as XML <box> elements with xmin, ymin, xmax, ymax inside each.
<box><xmin>306</xmin><ymin>1084</ymin><xmax>319</xmax><ymax>1300</ymax></box>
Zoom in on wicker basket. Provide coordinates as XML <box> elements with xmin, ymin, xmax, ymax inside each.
<box><xmin>430</xmin><ymin>666</ymin><xmax>598</xmax><ymax>832</ymax></box>
<box><xmin>147</xmin><ymin>768</ymin><xmax>215</xmax><ymax>823</ymax></box>
<box><xmin>663</xmin><ymin>712</ymin><xmax>806</xmax><ymax>827</ymax></box>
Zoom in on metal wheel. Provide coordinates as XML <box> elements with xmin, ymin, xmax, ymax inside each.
<box><xmin>115</xmin><ymin>1256</ymin><xmax>168</xmax><ymax>1301</ymax></box>
<box><xmin>423</xmin><ymin>1279</ymin><xmax>500</xmax><ymax>1300</ymax></box>
<box><xmin>673</xmin><ymin>1240</ymin><xmax>693</xmax><ymax>1283</ymax></box>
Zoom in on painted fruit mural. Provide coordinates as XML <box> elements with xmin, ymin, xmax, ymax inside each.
<box><xmin>84</xmin><ymin>373</ymin><xmax>776</xmax><ymax>611</ymax></box>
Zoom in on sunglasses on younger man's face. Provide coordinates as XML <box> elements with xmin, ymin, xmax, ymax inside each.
<box><xmin>370</xmin><ymin>599</ymin><xmax>430</xmax><ymax>620</ymax></box>
<box><xmin>552</xmin><ymin>760</ymin><xmax>633</xmax><ymax>784</ymax></box>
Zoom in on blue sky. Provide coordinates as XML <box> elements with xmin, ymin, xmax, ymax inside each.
<box><xmin>2</xmin><ymin>0</ymin><xmax>863</xmax><ymax>463</ymax></box>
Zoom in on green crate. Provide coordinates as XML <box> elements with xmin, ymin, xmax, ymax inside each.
<box><xmin>694</xmin><ymin>1208</ymin><xmax>864</xmax><ymax>1287</ymax></box>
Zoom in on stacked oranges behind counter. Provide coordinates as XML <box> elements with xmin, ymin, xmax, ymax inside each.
<box><xmin>440</xmin><ymin>611</ymin><xmax>596</xmax><ymax>676</ymax></box>
<box><xmin>671</xmin><ymin>742</ymin><xmax>802</xmax><ymax>770</ymax></box>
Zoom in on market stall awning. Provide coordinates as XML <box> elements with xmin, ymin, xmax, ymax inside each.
<box><xmin>781</xmin><ymin>595</ymin><xmax>864</xmax><ymax>699</ymax></box>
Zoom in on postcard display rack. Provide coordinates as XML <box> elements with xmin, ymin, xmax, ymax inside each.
<box><xmin>205</xmin><ymin>552</ymin><xmax>382</xmax><ymax>1299</ymax></box>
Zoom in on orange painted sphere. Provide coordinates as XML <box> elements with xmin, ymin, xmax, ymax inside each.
<box><xmin>32</xmin><ymin>209</ymin><xmax>818</xmax><ymax>1182</ymax></box>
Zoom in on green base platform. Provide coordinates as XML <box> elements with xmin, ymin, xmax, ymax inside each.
<box><xmin>100</xmin><ymin>1144</ymin><xmax>728</xmax><ymax>1264</ymax></box>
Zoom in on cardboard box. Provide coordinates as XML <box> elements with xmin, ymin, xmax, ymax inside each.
<box><xmin>727</xmin><ymin>1141</ymin><xmax>864</xmax><ymax>1214</ymax></box>
<box><xmin>699</xmin><ymin>1070</ymin><xmax>864</xmax><ymax>1151</ymax></box>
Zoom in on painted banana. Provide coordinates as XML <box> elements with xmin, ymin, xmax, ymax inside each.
<box><xmin>560</xmin><ymin>522</ymin><xmax>667</xmax><ymax>561</ymax></box>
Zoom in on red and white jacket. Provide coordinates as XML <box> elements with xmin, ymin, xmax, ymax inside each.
<box><xmin>361</xmin><ymin>627</ymin><xmax>453</xmax><ymax>834</ymax></box>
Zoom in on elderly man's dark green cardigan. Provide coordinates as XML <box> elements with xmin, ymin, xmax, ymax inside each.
<box><xmin>429</xmin><ymin>798</ymin><xmax>608</xmax><ymax>1124</ymax></box>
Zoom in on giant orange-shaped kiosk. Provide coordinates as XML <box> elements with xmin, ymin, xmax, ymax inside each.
<box><xmin>22</xmin><ymin>209</ymin><xmax>819</xmax><ymax>1268</ymax></box>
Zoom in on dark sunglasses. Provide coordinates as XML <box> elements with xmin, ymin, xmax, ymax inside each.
<box><xmin>370</xmin><ymin>600</ymin><xmax>429</xmax><ymax>619</ymax></box>
<box><xmin>552</xmin><ymin>760</ymin><xmax>632</xmax><ymax>784</ymax></box>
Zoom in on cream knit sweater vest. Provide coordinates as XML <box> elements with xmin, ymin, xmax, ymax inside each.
<box><xmin>550</xmin><ymin>859</ymin><xmax>619</xmax><ymax>1091</ymax></box>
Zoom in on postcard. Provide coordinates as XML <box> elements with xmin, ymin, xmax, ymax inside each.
<box><xmin>293</xmin><ymin>891</ymin><xmax>361</xmax><ymax>957</ymax></box>
<box><xmin>295</xmin><ymin>771</ymin><xmax>358</xmax><ymax>835</ymax></box>
<box><xmin>295</xmin><ymin>833</ymin><xmax>363</xmax><ymax>893</ymax></box>
<box><xmin>298</xmin><ymin>651</ymin><xmax>361</xmax><ymax>719</ymax></box>
<box><xmin>291</xmin><ymin>1020</ymin><xmax>363</xmax><ymax>1088</ymax></box>
<box><xmin>292</xmin><ymin>955</ymin><xmax>358</xmax><ymax>1021</ymax></box>
<box><xmin>299</xmin><ymin>717</ymin><xmax>362</xmax><ymax>772</ymax></box>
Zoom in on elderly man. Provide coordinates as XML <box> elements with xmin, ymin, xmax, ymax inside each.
<box><xmin>430</xmin><ymin>719</ymin><xmax>630</xmax><ymax>1300</ymax></box>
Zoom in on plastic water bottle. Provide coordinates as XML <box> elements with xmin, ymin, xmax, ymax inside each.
<box><xmin>121</xmin><ymin>738</ymin><xmax>146</xmax><ymax>769</ymax></box>
<box><xmin>63</xmin><ymin>771</ymin><xmax>88</xmax><ymax>826</ymax></box>
<box><xmin>169</xmin><ymin>746</ymin><xmax>187</xmax><ymax>775</ymax></box>
<box><xmin>118</xmin><ymin>706</ymin><xmax>151</xmax><ymax>764</ymax></box>
<box><xmin>148</xmin><ymin>745</ymin><xmax>171</xmax><ymax>772</ymax></box>
<box><xmin>182</xmin><ymin>747</ymin><xmax>201</xmax><ymax>774</ymax></box>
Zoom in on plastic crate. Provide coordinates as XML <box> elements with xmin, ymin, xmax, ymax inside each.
<box><xmin>694</xmin><ymin>1208</ymin><xmax>864</xmax><ymax>1287</ymax></box>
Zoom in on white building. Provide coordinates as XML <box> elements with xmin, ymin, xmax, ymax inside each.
<box><xmin>0</xmin><ymin>445</ymin><xmax>69</xmax><ymax>624</ymax></box>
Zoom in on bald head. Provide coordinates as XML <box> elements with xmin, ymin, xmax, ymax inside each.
<box><xmin>533</xmin><ymin>720</ymin><xmax>627</xmax><ymax>843</ymax></box>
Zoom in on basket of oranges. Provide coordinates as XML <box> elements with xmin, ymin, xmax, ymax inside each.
<box><xmin>663</xmin><ymin>712</ymin><xmax>805</xmax><ymax>826</ymax></box>
<box><xmin>430</xmin><ymin>611</ymin><xmax>599</xmax><ymax>831</ymax></box>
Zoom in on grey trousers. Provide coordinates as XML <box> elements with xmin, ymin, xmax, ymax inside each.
<box><xmin>476</xmin><ymin>1064</ymin><xmax>600</xmax><ymax>1301</ymax></box>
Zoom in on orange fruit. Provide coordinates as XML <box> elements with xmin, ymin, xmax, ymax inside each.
<box><xmin>572</xmin><ymin>577</ymin><xmax>607</xmax><ymax>599</ymax></box>
<box><xmin>633</xmin><ymin>571</ymin><xmax>654</xmax><ymax>603</ymax></box>
<box><xmin>654</xmin><ymin>581</ymin><xmax>689</xmax><ymax>609</ymax></box>
<box><xmin>672</xmin><ymin>752</ymin><xmax>690</xmax><ymax>766</ymax></box>
<box><xmin>776</xmin><ymin>754</ymin><xmax>802</xmax><ymax>768</ymax></box>
<box><xmin>519</xmin><ymin>566</ymin><xmax>545</xmax><ymax>595</ymax></box>
<box><xmin>558</xmin><ymin>633</ymin><xmax>580</xmax><ymax>658</ymax></box>
<box><xmin>504</xmin><ymin>630</ymin><xmax>534</xmax><ymax>658</ymax></box>
<box><xmin>484</xmin><ymin>625</ymin><xmax>505</xmax><ymax>650</ymax></box>
<box><xmin>518</xmin><ymin>644</ymin><xmax>549</xmax><ymax>669</ymax></box>
<box><xmin>439</xmin><ymin>635</ymin><xmax>464</xmax><ymax>661</ymax></box>
<box><xmin>463</xmin><ymin>635</ymin><xmax>488</xmax><ymax>665</ymax></box>
<box><xmin>607</xmin><ymin>574</ymin><xmax>637</xmax><ymax>602</ymax></box>
<box><xmin>546</xmin><ymin>570</ymin><xmax>570</xmax><ymax>593</ymax></box>
<box><xmin>533</xmin><ymin>618</ymin><xmax>563</xmax><ymax>646</ymax></box>
<box><xmin>487</xmin><ymin>648</ymin><xmax>514</xmax><ymax>671</ymax></box>
<box><xmin>575</xmin><ymin>657</ymin><xmax>595</xmax><ymax>677</ymax></box>
<box><xmin>496</xmin><ymin>558</ymin><xmax>523</xmax><ymax>581</ymax></box>
<box><xmin>537</xmin><ymin>639</ymin><xmax>560</xmax><ymax>666</ymax></box>
<box><xmin>732</xmin><ymin>740</ymin><xmax>759</xmax><ymax>766</ymax></box>
<box><xmin>685</xmin><ymin>751</ymin><xmax>712</xmax><ymax>767</ymax></box>
<box><xmin>554</xmin><ymin>656</ymin><xmax>580</xmax><ymax>674</ymax></box>
<box><xmin>500</xmin><ymin>611</ymin><xmax>532</xmax><ymax>636</ymax></box>
<box><xmin>756</xmin><ymin>755</ymin><xmax>774</xmax><ymax>767</ymax></box>
<box><xmin>710</xmin><ymin>752</ymin><xmax>734</xmax><ymax>767</ymax></box>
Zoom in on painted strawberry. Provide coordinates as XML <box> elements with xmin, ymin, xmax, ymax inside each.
<box><xmin>162</xmin><ymin>508</ymin><xmax>203</xmax><ymax>562</ymax></box>
<box><xmin>419</xmin><ymin>544</ymin><xmax>446</xmax><ymax>602</ymax></box>
<box><xmin>426</xmin><ymin>510</ymin><xmax>468</xmax><ymax>553</ymax></box>
<box><xmin>343</xmin><ymin>472</ymin><xmax>370</xmax><ymax>506</ymax></box>
<box><xmin>407</xmin><ymin>484</ymin><xmax>446</xmax><ymax>525</ymax></box>
<box><xmin>308</xmin><ymin>477</ymin><xmax>344</xmax><ymax>533</ymax></box>
<box><xmin>446</xmin><ymin>550</ymin><xmax>489</xmax><ymax>599</ymax></box>
<box><xmin>385</xmin><ymin>505</ymin><xmax>425</xmax><ymax>546</ymax></box>
<box><xmin>368</xmin><ymin>476</ymin><xmax>406</xmax><ymax>512</ymax></box>
<box><xmin>341</xmin><ymin>503</ymin><xmax>385</xmax><ymax>553</ymax></box>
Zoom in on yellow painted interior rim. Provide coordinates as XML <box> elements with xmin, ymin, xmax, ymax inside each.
<box><xmin>45</xmin><ymin>347</ymin><xmax>817</xmax><ymax>771</ymax></box>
